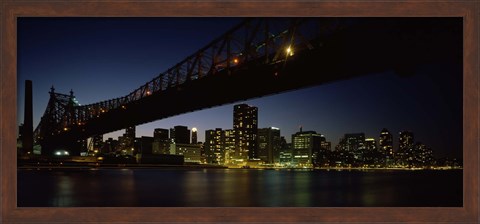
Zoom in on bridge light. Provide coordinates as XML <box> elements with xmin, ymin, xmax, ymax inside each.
<box><xmin>63</xmin><ymin>127</ymin><xmax>68</xmax><ymax>131</ymax></box>
<box><xmin>233</xmin><ymin>58</ymin><xmax>239</xmax><ymax>64</ymax></box>
<box><xmin>286</xmin><ymin>46</ymin><xmax>294</xmax><ymax>56</ymax></box>
<box><xmin>146</xmin><ymin>90</ymin><xmax>151</xmax><ymax>95</ymax></box>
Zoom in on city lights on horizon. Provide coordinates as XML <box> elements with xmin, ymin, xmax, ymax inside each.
<box><xmin>100</xmin><ymin>103</ymin><xmax>440</xmax><ymax>156</ymax></box>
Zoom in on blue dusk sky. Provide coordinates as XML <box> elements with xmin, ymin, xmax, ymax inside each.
<box><xmin>17</xmin><ymin>17</ymin><xmax>462</xmax><ymax>159</ymax></box>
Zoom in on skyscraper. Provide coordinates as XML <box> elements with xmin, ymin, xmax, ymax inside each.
<box><xmin>118</xmin><ymin>126</ymin><xmax>136</xmax><ymax>153</ymax></box>
<box><xmin>363</xmin><ymin>137</ymin><xmax>380</xmax><ymax>166</ymax></box>
<box><xmin>278</xmin><ymin>137</ymin><xmax>292</xmax><ymax>165</ymax></box>
<box><xmin>103</xmin><ymin>137</ymin><xmax>118</xmax><ymax>153</ymax></box>
<box><xmin>399</xmin><ymin>131</ymin><xmax>414</xmax><ymax>151</ymax></box>
<box><xmin>170</xmin><ymin>125</ymin><xmax>190</xmax><ymax>144</ymax></box>
<box><xmin>342</xmin><ymin>134</ymin><xmax>365</xmax><ymax>153</ymax></box>
<box><xmin>191</xmin><ymin>127</ymin><xmax>198</xmax><ymax>144</ymax></box>
<box><xmin>153</xmin><ymin>128</ymin><xmax>170</xmax><ymax>154</ymax></box>
<box><xmin>379</xmin><ymin>128</ymin><xmax>394</xmax><ymax>166</ymax></box>
<box><xmin>137</xmin><ymin>136</ymin><xmax>153</xmax><ymax>155</ymax></box>
<box><xmin>205</xmin><ymin>128</ymin><xmax>225</xmax><ymax>164</ymax></box>
<box><xmin>154</xmin><ymin>128</ymin><xmax>169</xmax><ymax>140</ymax></box>
<box><xmin>233</xmin><ymin>104</ymin><xmax>258</xmax><ymax>161</ymax></box>
<box><xmin>257</xmin><ymin>127</ymin><xmax>281</xmax><ymax>164</ymax></box>
<box><xmin>398</xmin><ymin>131</ymin><xmax>414</xmax><ymax>165</ymax></box>
<box><xmin>291</xmin><ymin>129</ymin><xmax>322</xmax><ymax>167</ymax></box>
<box><xmin>126</xmin><ymin>126</ymin><xmax>135</xmax><ymax>139</ymax></box>
<box><xmin>224</xmin><ymin>129</ymin><xmax>236</xmax><ymax>165</ymax></box>
<box><xmin>413</xmin><ymin>142</ymin><xmax>435</xmax><ymax>167</ymax></box>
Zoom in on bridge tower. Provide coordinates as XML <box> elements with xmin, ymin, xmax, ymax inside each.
<box><xmin>34</xmin><ymin>87</ymin><xmax>85</xmax><ymax>156</ymax></box>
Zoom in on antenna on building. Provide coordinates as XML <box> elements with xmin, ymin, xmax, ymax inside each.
<box><xmin>299</xmin><ymin>125</ymin><xmax>302</xmax><ymax>132</ymax></box>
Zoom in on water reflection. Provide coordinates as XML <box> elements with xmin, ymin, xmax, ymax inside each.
<box><xmin>52</xmin><ymin>174</ymin><xmax>74</xmax><ymax>206</ymax></box>
<box><xmin>50</xmin><ymin>169</ymin><xmax>138</xmax><ymax>206</ymax></box>
<box><xmin>18</xmin><ymin>169</ymin><xmax>462</xmax><ymax>207</ymax></box>
<box><xmin>292</xmin><ymin>172</ymin><xmax>312</xmax><ymax>206</ymax></box>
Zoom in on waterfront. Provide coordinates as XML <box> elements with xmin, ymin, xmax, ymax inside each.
<box><xmin>18</xmin><ymin>168</ymin><xmax>462</xmax><ymax>207</ymax></box>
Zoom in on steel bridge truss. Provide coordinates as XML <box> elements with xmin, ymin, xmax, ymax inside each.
<box><xmin>33</xmin><ymin>18</ymin><xmax>346</xmax><ymax>143</ymax></box>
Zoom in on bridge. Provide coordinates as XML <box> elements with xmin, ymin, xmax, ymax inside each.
<box><xmin>32</xmin><ymin>18</ymin><xmax>461</xmax><ymax>156</ymax></box>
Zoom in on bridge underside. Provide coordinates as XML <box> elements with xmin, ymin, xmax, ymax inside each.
<box><xmin>40</xmin><ymin>18</ymin><xmax>462</xmax><ymax>155</ymax></box>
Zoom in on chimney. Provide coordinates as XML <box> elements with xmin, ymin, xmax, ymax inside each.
<box><xmin>23</xmin><ymin>80</ymin><xmax>33</xmax><ymax>154</ymax></box>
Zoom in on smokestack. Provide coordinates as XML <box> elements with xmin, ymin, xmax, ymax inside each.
<box><xmin>23</xmin><ymin>80</ymin><xmax>33</xmax><ymax>154</ymax></box>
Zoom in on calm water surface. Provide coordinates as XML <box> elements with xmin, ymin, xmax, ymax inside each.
<box><xmin>18</xmin><ymin>168</ymin><xmax>462</xmax><ymax>207</ymax></box>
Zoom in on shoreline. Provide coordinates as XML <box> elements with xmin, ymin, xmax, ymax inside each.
<box><xmin>17</xmin><ymin>163</ymin><xmax>462</xmax><ymax>171</ymax></box>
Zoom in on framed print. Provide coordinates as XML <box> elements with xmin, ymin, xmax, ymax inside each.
<box><xmin>1</xmin><ymin>0</ymin><xmax>478</xmax><ymax>223</ymax></box>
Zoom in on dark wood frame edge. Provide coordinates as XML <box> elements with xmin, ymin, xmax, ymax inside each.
<box><xmin>1</xmin><ymin>0</ymin><xmax>478</xmax><ymax>223</ymax></box>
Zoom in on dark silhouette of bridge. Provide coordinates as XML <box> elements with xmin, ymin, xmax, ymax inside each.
<box><xmin>32</xmin><ymin>18</ymin><xmax>462</xmax><ymax>156</ymax></box>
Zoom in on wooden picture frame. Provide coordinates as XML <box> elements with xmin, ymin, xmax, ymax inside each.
<box><xmin>1</xmin><ymin>0</ymin><xmax>478</xmax><ymax>223</ymax></box>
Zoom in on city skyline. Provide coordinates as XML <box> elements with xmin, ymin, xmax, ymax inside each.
<box><xmin>17</xmin><ymin>17</ymin><xmax>462</xmax><ymax>159</ymax></box>
<box><xmin>102</xmin><ymin>102</ymin><xmax>446</xmax><ymax>159</ymax></box>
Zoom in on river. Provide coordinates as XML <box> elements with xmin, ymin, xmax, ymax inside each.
<box><xmin>17</xmin><ymin>168</ymin><xmax>462</xmax><ymax>207</ymax></box>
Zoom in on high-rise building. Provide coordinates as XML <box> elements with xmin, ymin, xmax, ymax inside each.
<box><xmin>399</xmin><ymin>131</ymin><xmax>414</xmax><ymax>151</ymax></box>
<box><xmin>335</xmin><ymin>133</ymin><xmax>365</xmax><ymax>166</ymax></box>
<box><xmin>137</xmin><ymin>136</ymin><xmax>153</xmax><ymax>155</ymax></box>
<box><xmin>363</xmin><ymin>137</ymin><xmax>380</xmax><ymax>166</ymax></box>
<box><xmin>102</xmin><ymin>137</ymin><xmax>118</xmax><ymax>153</ymax></box>
<box><xmin>344</xmin><ymin>133</ymin><xmax>365</xmax><ymax>152</ymax></box>
<box><xmin>205</xmin><ymin>128</ymin><xmax>225</xmax><ymax>164</ymax></box>
<box><xmin>154</xmin><ymin>128</ymin><xmax>169</xmax><ymax>140</ymax></box>
<box><xmin>191</xmin><ymin>127</ymin><xmax>198</xmax><ymax>144</ymax></box>
<box><xmin>320</xmin><ymin>140</ymin><xmax>331</xmax><ymax>151</ymax></box>
<box><xmin>346</xmin><ymin>133</ymin><xmax>365</xmax><ymax>164</ymax></box>
<box><xmin>291</xmin><ymin>129</ymin><xmax>322</xmax><ymax>167</ymax></box>
<box><xmin>364</xmin><ymin>138</ymin><xmax>377</xmax><ymax>150</ymax></box>
<box><xmin>276</xmin><ymin>136</ymin><xmax>289</xmax><ymax>164</ymax></box>
<box><xmin>278</xmin><ymin>142</ymin><xmax>292</xmax><ymax>166</ymax></box>
<box><xmin>152</xmin><ymin>128</ymin><xmax>170</xmax><ymax>154</ymax></box>
<box><xmin>126</xmin><ymin>126</ymin><xmax>135</xmax><ymax>139</ymax></box>
<box><xmin>398</xmin><ymin>131</ymin><xmax>414</xmax><ymax>165</ymax></box>
<box><xmin>224</xmin><ymin>129</ymin><xmax>236</xmax><ymax>165</ymax></box>
<box><xmin>233</xmin><ymin>104</ymin><xmax>258</xmax><ymax>161</ymax></box>
<box><xmin>170</xmin><ymin>125</ymin><xmax>190</xmax><ymax>144</ymax></box>
<box><xmin>118</xmin><ymin>126</ymin><xmax>136</xmax><ymax>153</ymax></box>
<box><xmin>257</xmin><ymin>127</ymin><xmax>281</xmax><ymax>164</ymax></box>
<box><xmin>379</xmin><ymin>128</ymin><xmax>394</xmax><ymax>166</ymax></box>
<box><xmin>413</xmin><ymin>142</ymin><xmax>435</xmax><ymax>167</ymax></box>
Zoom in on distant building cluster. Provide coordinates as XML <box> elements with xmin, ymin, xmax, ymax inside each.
<box><xmin>18</xmin><ymin>103</ymin><xmax>461</xmax><ymax>168</ymax></box>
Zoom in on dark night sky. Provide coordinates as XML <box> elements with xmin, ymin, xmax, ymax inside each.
<box><xmin>17</xmin><ymin>17</ymin><xmax>463</xmax><ymax>159</ymax></box>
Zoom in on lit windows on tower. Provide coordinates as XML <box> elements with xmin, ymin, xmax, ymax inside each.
<box><xmin>399</xmin><ymin>131</ymin><xmax>414</xmax><ymax>166</ymax></box>
<box><xmin>291</xmin><ymin>129</ymin><xmax>322</xmax><ymax>167</ymax></box>
<box><xmin>191</xmin><ymin>127</ymin><xmax>198</xmax><ymax>144</ymax></box>
<box><xmin>233</xmin><ymin>104</ymin><xmax>258</xmax><ymax>161</ymax></box>
<box><xmin>257</xmin><ymin>127</ymin><xmax>281</xmax><ymax>164</ymax></box>
<box><xmin>379</xmin><ymin>128</ymin><xmax>394</xmax><ymax>166</ymax></box>
<box><xmin>205</xmin><ymin>128</ymin><xmax>225</xmax><ymax>164</ymax></box>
